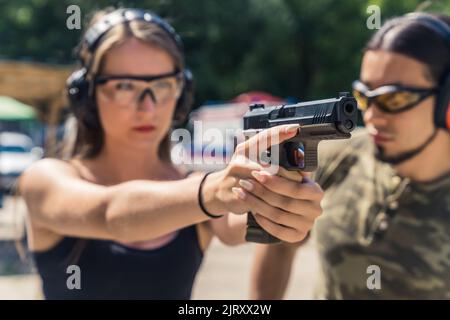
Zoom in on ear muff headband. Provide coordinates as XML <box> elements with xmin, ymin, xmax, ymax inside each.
<box><xmin>67</xmin><ymin>8</ymin><xmax>194</xmax><ymax>128</ymax></box>
<box><xmin>403</xmin><ymin>13</ymin><xmax>450</xmax><ymax>130</ymax></box>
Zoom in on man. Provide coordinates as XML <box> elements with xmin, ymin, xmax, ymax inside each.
<box><xmin>250</xmin><ymin>12</ymin><xmax>450</xmax><ymax>299</ymax></box>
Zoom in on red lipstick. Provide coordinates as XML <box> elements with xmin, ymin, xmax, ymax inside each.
<box><xmin>133</xmin><ymin>125</ymin><xmax>155</xmax><ymax>133</ymax></box>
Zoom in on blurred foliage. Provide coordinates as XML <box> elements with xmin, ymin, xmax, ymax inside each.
<box><xmin>0</xmin><ymin>0</ymin><xmax>448</xmax><ymax>105</ymax></box>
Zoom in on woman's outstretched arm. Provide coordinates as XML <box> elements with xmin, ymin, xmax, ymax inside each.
<box><xmin>18</xmin><ymin>158</ymin><xmax>227</xmax><ymax>242</ymax></box>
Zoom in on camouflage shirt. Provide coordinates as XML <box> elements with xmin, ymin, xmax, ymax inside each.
<box><xmin>312</xmin><ymin>129</ymin><xmax>450</xmax><ymax>299</ymax></box>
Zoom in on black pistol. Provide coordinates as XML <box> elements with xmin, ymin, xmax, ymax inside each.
<box><xmin>243</xmin><ymin>92</ymin><xmax>358</xmax><ymax>244</ymax></box>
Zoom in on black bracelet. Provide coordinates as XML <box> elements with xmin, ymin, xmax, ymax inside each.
<box><xmin>198</xmin><ymin>172</ymin><xmax>224</xmax><ymax>219</ymax></box>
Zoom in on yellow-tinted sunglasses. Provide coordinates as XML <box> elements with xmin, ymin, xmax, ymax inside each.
<box><xmin>352</xmin><ymin>80</ymin><xmax>437</xmax><ymax>114</ymax></box>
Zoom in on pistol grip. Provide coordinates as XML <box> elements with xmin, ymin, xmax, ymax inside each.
<box><xmin>279</xmin><ymin>138</ymin><xmax>319</xmax><ymax>172</ymax></box>
<box><xmin>245</xmin><ymin>212</ymin><xmax>281</xmax><ymax>244</ymax></box>
<box><xmin>302</xmin><ymin>140</ymin><xmax>319</xmax><ymax>172</ymax></box>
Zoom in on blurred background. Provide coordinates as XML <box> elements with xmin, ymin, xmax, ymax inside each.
<box><xmin>0</xmin><ymin>0</ymin><xmax>449</xmax><ymax>299</ymax></box>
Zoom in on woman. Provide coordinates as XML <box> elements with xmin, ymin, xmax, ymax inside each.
<box><xmin>18</xmin><ymin>7</ymin><xmax>323</xmax><ymax>299</ymax></box>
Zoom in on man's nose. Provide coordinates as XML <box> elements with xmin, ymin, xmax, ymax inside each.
<box><xmin>137</xmin><ymin>89</ymin><xmax>157</xmax><ymax>112</ymax></box>
<box><xmin>363</xmin><ymin>102</ymin><xmax>389</xmax><ymax>126</ymax></box>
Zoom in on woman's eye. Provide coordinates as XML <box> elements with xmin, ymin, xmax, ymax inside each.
<box><xmin>153</xmin><ymin>80</ymin><xmax>173</xmax><ymax>90</ymax></box>
<box><xmin>115</xmin><ymin>81</ymin><xmax>135</xmax><ymax>91</ymax></box>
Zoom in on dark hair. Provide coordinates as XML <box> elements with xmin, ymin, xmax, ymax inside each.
<box><xmin>365</xmin><ymin>13</ymin><xmax>450</xmax><ymax>85</ymax></box>
<box><xmin>71</xmin><ymin>7</ymin><xmax>184</xmax><ymax>161</ymax></box>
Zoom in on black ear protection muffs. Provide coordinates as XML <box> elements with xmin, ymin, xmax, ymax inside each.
<box><xmin>403</xmin><ymin>13</ymin><xmax>450</xmax><ymax>130</ymax></box>
<box><xmin>66</xmin><ymin>8</ymin><xmax>195</xmax><ymax>128</ymax></box>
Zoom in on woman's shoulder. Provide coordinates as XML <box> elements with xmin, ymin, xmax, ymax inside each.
<box><xmin>26</xmin><ymin>157</ymin><xmax>81</xmax><ymax>175</ymax></box>
<box><xmin>24</xmin><ymin>158</ymin><xmax>71</xmax><ymax>178</ymax></box>
<box><xmin>19</xmin><ymin>158</ymin><xmax>82</xmax><ymax>193</ymax></box>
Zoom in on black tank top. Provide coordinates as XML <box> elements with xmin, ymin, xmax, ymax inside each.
<box><xmin>32</xmin><ymin>225</ymin><xmax>203</xmax><ymax>299</ymax></box>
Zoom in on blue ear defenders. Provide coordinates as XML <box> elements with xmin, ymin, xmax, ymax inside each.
<box><xmin>66</xmin><ymin>8</ymin><xmax>195</xmax><ymax>128</ymax></box>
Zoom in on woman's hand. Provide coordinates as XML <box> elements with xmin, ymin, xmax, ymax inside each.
<box><xmin>202</xmin><ymin>124</ymin><xmax>324</xmax><ymax>243</ymax></box>
<box><xmin>237</xmin><ymin>169</ymin><xmax>322</xmax><ymax>243</ymax></box>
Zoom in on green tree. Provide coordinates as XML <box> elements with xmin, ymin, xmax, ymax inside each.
<box><xmin>0</xmin><ymin>0</ymin><xmax>448</xmax><ymax>105</ymax></box>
